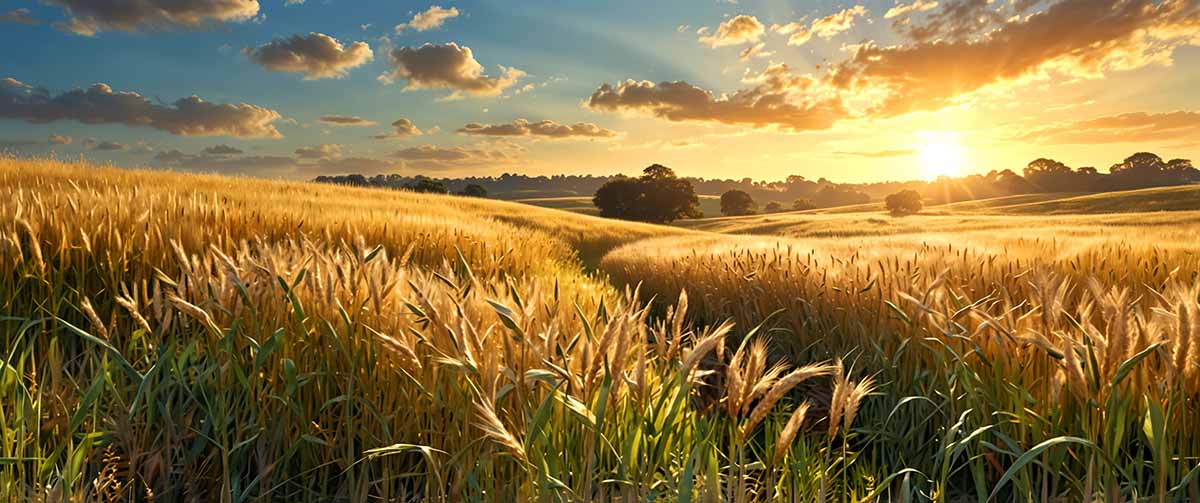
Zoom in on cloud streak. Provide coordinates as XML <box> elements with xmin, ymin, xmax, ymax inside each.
<box><xmin>0</xmin><ymin>77</ymin><xmax>283</xmax><ymax>138</ymax></box>
<box><xmin>395</xmin><ymin>6</ymin><xmax>459</xmax><ymax>33</ymax></box>
<box><xmin>46</xmin><ymin>0</ymin><xmax>259</xmax><ymax>36</ymax></box>
<box><xmin>457</xmin><ymin>119</ymin><xmax>618</xmax><ymax>139</ymax></box>
<box><xmin>586</xmin><ymin>64</ymin><xmax>845</xmax><ymax>132</ymax></box>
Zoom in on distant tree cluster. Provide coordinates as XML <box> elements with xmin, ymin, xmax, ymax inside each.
<box><xmin>1023</xmin><ymin>153</ymin><xmax>1198</xmax><ymax>193</ymax></box>
<box><xmin>312</xmin><ymin>174</ymin><xmax>487</xmax><ymax>197</ymax></box>
<box><xmin>312</xmin><ymin>152</ymin><xmax>1197</xmax><ymax>216</ymax></box>
<box><xmin>592</xmin><ymin>165</ymin><xmax>701</xmax><ymax>223</ymax></box>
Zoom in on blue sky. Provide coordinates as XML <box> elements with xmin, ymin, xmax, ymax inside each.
<box><xmin>2</xmin><ymin>0</ymin><xmax>1199</xmax><ymax>182</ymax></box>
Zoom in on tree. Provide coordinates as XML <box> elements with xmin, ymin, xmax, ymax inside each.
<box><xmin>885</xmin><ymin>189</ymin><xmax>923</xmax><ymax>216</ymax></box>
<box><xmin>592</xmin><ymin>165</ymin><xmax>701</xmax><ymax>223</ymax></box>
<box><xmin>403</xmin><ymin>177</ymin><xmax>448</xmax><ymax>194</ymax></box>
<box><xmin>593</xmin><ymin>178</ymin><xmax>644</xmax><ymax>220</ymax></box>
<box><xmin>720</xmin><ymin>190</ymin><xmax>756</xmax><ymax>216</ymax></box>
<box><xmin>764</xmin><ymin>201</ymin><xmax>783</xmax><ymax>213</ymax></box>
<box><xmin>792</xmin><ymin>198</ymin><xmax>817</xmax><ymax>211</ymax></box>
<box><xmin>457</xmin><ymin>184</ymin><xmax>488</xmax><ymax>197</ymax></box>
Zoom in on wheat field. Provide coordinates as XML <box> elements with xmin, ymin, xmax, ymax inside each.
<box><xmin>2</xmin><ymin>157</ymin><xmax>1199</xmax><ymax>502</ymax></box>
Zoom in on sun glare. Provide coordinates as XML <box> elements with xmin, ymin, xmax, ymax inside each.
<box><xmin>919</xmin><ymin>133</ymin><xmax>966</xmax><ymax>179</ymax></box>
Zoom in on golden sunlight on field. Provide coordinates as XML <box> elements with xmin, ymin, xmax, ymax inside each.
<box><xmin>3</xmin><ymin>157</ymin><xmax>1199</xmax><ymax>502</ymax></box>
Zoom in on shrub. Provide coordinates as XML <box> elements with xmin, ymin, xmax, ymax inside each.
<box><xmin>885</xmin><ymin>189</ymin><xmax>923</xmax><ymax>215</ymax></box>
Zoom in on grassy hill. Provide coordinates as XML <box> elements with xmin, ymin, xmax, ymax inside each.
<box><xmin>4</xmin><ymin>157</ymin><xmax>1199</xmax><ymax>501</ymax></box>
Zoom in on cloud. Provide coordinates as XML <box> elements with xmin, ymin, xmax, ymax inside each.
<box><xmin>92</xmin><ymin>140</ymin><xmax>125</xmax><ymax>151</ymax></box>
<box><xmin>456</xmin><ymin>119</ymin><xmax>618</xmax><ymax>139</ymax></box>
<box><xmin>390</xmin><ymin>143</ymin><xmax>520</xmax><ymax>169</ymax></box>
<box><xmin>774</xmin><ymin>5</ymin><xmax>868</xmax><ymax>47</ymax></box>
<box><xmin>833</xmin><ymin>149</ymin><xmax>917</xmax><ymax>158</ymax></box>
<box><xmin>884</xmin><ymin>0</ymin><xmax>939</xmax><ymax>19</ymax></box>
<box><xmin>318</xmin><ymin>114</ymin><xmax>376</xmax><ymax>126</ymax></box>
<box><xmin>1017</xmin><ymin>110</ymin><xmax>1200</xmax><ymax>144</ymax></box>
<box><xmin>1</xmin><ymin>77</ymin><xmax>283</xmax><ymax>138</ymax></box>
<box><xmin>244</xmin><ymin>33</ymin><xmax>373</xmax><ymax>80</ymax></box>
<box><xmin>739</xmin><ymin>42</ymin><xmax>772</xmax><ymax>61</ymax></box>
<box><xmin>2</xmin><ymin>8</ymin><xmax>39</xmax><ymax>25</ymax></box>
<box><xmin>395</xmin><ymin>5</ymin><xmax>459</xmax><ymax>33</ymax></box>
<box><xmin>294</xmin><ymin>143</ymin><xmax>343</xmax><ymax>159</ymax></box>
<box><xmin>380</xmin><ymin>43</ymin><xmax>524</xmax><ymax>98</ymax></box>
<box><xmin>155</xmin><ymin>146</ymin><xmax>391</xmax><ymax>176</ymax></box>
<box><xmin>373</xmin><ymin>118</ymin><xmax>423</xmax><ymax>139</ymax></box>
<box><xmin>699</xmin><ymin>14</ymin><xmax>765</xmax><ymax>47</ymax></box>
<box><xmin>203</xmin><ymin>144</ymin><xmax>243</xmax><ymax>155</ymax></box>
<box><xmin>308</xmin><ymin>157</ymin><xmax>402</xmax><ymax>173</ymax></box>
<box><xmin>586</xmin><ymin>63</ymin><xmax>846</xmax><ymax>132</ymax></box>
<box><xmin>831</xmin><ymin>0</ymin><xmax>1200</xmax><ymax>117</ymax></box>
<box><xmin>49</xmin><ymin>134</ymin><xmax>72</xmax><ymax>145</ymax></box>
<box><xmin>45</xmin><ymin>0</ymin><xmax>259</xmax><ymax>36</ymax></box>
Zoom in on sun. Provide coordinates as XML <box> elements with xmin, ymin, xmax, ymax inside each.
<box><xmin>918</xmin><ymin>133</ymin><xmax>966</xmax><ymax>179</ymax></box>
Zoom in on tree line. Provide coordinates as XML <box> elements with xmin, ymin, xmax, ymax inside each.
<box><xmin>312</xmin><ymin>152</ymin><xmax>1197</xmax><ymax>221</ymax></box>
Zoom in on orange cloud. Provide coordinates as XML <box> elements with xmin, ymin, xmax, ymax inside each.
<box><xmin>373</xmin><ymin>118</ymin><xmax>423</xmax><ymax>139</ymax></box>
<box><xmin>395</xmin><ymin>5</ymin><xmax>459</xmax><ymax>33</ymax></box>
<box><xmin>586</xmin><ymin>64</ymin><xmax>845</xmax><ymax>132</ymax></box>
<box><xmin>318</xmin><ymin>115</ymin><xmax>376</xmax><ymax>127</ymax></box>
<box><xmin>774</xmin><ymin>5</ymin><xmax>868</xmax><ymax>47</ymax></box>
<box><xmin>1018</xmin><ymin>110</ymin><xmax>1200</xmax><ymax>144</ymax></box>
<box><xmin>699</xmin><ymin>14</ymin><xmax>765</xmax><ymax>47</ymax></box>
<box><xmin>457</xmin><ymin>119</ymin><xmax>618</xmax><ymax>139</ymax></box>
<box><xmin>831</xmin><ymin>0</ymin><xmax>1200</xmax><ymax>116</ymax></box>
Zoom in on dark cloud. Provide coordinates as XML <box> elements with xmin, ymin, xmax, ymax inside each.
<box><xmin>318</xmin><ymin>114</ymin><xmax>376</xmax><ymax>126</ymax></box>
<box><xmin>373</xmin><ymin>118</ymin><xmax>423</xmax><ymax>139</ymax></box>
<box><xmin>586</xmin><ymin>63</ymin><xmax>846</xmax><ymax>132</ymax></box>
<box><xmin>379</xmin><ymin>43</ymin><xmax>524</xmax><ymax>98</ymax></box>
<box><xmin>91</xmin><ymin>140</ymin><xmax>125</xmax><ymax>151</ymax></box>
<box><xmin>294</xmin><ymin>143</ymin><xmax>342</xmax><ymax>159</ymax></box>
<box><xmin>1018</xmin><ymin>110</ymin><xmax>1200</xmax><ymax>144</ymax></box>
<box><xmin>203</xmin><ymin>144</ymin><xmax>243</xmax><ymax>155</ymax></box>
<box><xmin>153</xmin><ymin>145</ymin><xmax>399</xmax><ymax>176</ymax></box>
<box><xmin>832</xmin><ymin>0</ymin><xmax>1200</xmax><ymax>116</ymax></box>
<box><xmin>45</xmin><ymin>0</ymin><xmax>260</xmax><ymax>36</ymax></box>
<box><xmin>0</xmin><ymin>77</ymin><xmax>283</xmax><ymax>138</ymax></box>
<box><xmin>457</xmin><ymin>119</ymin><xmax>618</xmax><ymax>139</ymax></box>
<box><xmin>244</xmin><ymin>33</ymin><xmax>373</xmax><ymax>80</ymax></box>
<box><xmin>699</xmin><ymin>15</ymin><xmax>764</xmax><ymax>47</ymax></box>
<box><xmin>390</xmin><ymin>143</ymin><xmax>519</xmax><ymax>170</ymax></box>
<box><xmin>2</xmin><ymin>8</ymin><xmax>40</xmax><ymax>25</ymax></box>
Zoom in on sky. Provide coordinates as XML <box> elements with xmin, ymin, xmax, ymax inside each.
<box><xmin>1</xmin><ymin>0</ymin><xmax>1199</xmax><ymax>183</ymax></box>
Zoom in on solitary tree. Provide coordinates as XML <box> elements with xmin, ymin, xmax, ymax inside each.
<box><xmin>885</xmin><ymin>189</ymin><xmax>923</xmax><ymax>216</ymax></box>
<box><xmin>764</xmin><ymin>201</ymin><xmax>783</xmax><ymax>213</ymax></box>
<box><xmin>720</xmin><ymin>189</ymin><xmax>756</xmax><ymax>216</ymax></box>
<box><xmin>592</xmin><ymin>165</ymin><xmax>700</xmax><ymax>223</ymax></box>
